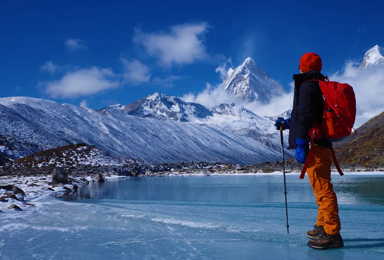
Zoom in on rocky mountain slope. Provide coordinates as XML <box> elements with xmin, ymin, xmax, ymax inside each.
<box><xmin>13</xmin><ymin>143</ymin><xmax>130</xmax><ymax>169</ymax></box>
<box><xmin>334</xmin><ymin>111</ymin><xmax>384</xmax><ymax>166</ymax></box>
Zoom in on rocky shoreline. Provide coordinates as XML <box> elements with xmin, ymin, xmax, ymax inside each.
<box><xmin>1</xmin><ymin>158</ymin><xmax>384</xmax><ymax>214</ymax></box>
<box><xmin>0</xmin><ymin>173</ymin><xmax>117</xmax><ymax>214</ymax></box>
<box><xmin>1</xmin><ymin>159</ymin><xmax>383</xmax><ymax>178</ymax></box>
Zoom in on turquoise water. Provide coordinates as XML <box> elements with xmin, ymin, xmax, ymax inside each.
<box><xmin>1</xmin><ymin>174</ymin><xmax>384</xmax><ymax>259</ymax></box>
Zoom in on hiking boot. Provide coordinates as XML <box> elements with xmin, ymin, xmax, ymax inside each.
<box><xmin>307</xmin><ymin>233</ymin><xmax>344</xmax><ymax>250</ymax></box>
<box><xmin>307</xmin><ymin>225</ymin><xmax>325</xmax><ymax>239</ymax></box>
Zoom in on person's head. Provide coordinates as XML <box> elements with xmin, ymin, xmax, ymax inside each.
<box><xmin>299</xmin><ymin>53</ymin><xmax>322</xmax><ymax>74</ymax></box>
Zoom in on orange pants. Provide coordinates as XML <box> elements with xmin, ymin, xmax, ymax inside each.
<box><xmin>306</xmin><ymin>145</ymin><xmax>341</xmax><ymax>235</ymax></box>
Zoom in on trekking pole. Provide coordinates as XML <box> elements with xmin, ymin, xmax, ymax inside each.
<box><xmin>280</xmin><ymin>126</ymin><xmax>290</xmax><ymax>234</ymax></box>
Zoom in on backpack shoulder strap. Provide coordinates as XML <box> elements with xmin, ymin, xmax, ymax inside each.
<box><xmin>331</xmin><ymin>150</ymin><xmax>344</xmax><ymax>176</ymax></box>
<box><xmin>300</xmin><ymin>144</ymin><xmax>344</xmax><ymax>179</ymax></box>
<box><xmin>300</xmin><ymin>146</ymin><xmax>314</xmax><ymax>179</ymax></box>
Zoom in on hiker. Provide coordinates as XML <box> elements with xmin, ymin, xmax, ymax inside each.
<box><xmin>275</xmin><ymin>53</ymin><xmax>344</xmax><ymax>249</ymax></box>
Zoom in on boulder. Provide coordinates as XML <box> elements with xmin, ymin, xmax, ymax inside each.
<box><xmin>12</xmin><ymin>185</ymin><xmax>26</xmax><ymax>196</ymax></box>
<box><xmin>0</xmin><ymin>185</ymin><xmax>26</xmax><ymax>196</ymax></box>
<box><xmin>51</xmin><ymin>169</ymin><xmax>69</xmax><ymax>184</ymax></box>
<box><xmin>6</xmin><ymin>193</ymin><xmax>20</xmax><ymax>201</ymax></box>
<box><xmin>94</xmin><ymin>173</ymin><xmax>105</xmax><ymax>183</ymax></box>
<box><xmin>0</xmin><ymin>185</ymin><xmax>13</xmax><ymax>191</ymax></box>
<box><xmin>8</xmin><ymin>204</ymin><xmax>22</xmax><ymax>211</ymax></box>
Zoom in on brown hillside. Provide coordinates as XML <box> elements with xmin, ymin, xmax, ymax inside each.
<box><xmin>15</xmin><ymin>143</ymin><xmax>93</xmax><ymax>167</ymax></box>
<box><xmin>12</xmin><ymin>143</ymin><xmax>126</xmax><ymax>169</ymax></box>
<box><xmin>334</xmin><ymin>111</ymin><xmax>384</xmax><ymax>167</ymax></box>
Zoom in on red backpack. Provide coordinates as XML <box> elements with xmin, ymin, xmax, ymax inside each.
<box><xmin>300</xmin><ymin>76</ymin><xmax>357</xmax><ymax>179</ymax></box>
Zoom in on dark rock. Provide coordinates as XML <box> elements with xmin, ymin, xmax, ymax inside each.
<box><xmin>95</xmin><ymin>173</ymin><xmax>105</xmax><ymax>183</ymax></box>
<box><xmin>12</xmin><ymin>185</ymin><xmax>26</xmax><ymax>196</ymax></box>
<box><xmin>8</xmin><ymin>204</ymin><xmax>22</xmax><ymax>211</ymax></box>
<box><xmin>51</xmin><ymin>169</ymin><xmax>69</xmax><ymax>184</ymax></box>
<box><xmin>7</xmin><ymin>194</ymin><xmax>20</xmax><ymax>201</ymax></box>
<box><xmin>0</xmin><ymin>185</ymin><xmax>13</xmax><ymax>191</ymax></box>
<box><xmin>262</xmin><ymin>168</ymin><xmax>275</xmax><ymax>173</ymax></box>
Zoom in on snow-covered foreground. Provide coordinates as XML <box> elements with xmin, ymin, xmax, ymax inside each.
<box><xmin>1</xmin><ymin>173</ymin><xmax>384</xmax><ymax>259</ymax></box>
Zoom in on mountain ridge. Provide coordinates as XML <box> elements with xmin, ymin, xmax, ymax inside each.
<box><xmin>0</xmin><ymin>95</ymin><xmax>292</xmax><ymax>164</ymax></box>
<box><xmin>333</xmin><ymin>111</ymin><xmax>384</xmax><ymax>166</ymax></box>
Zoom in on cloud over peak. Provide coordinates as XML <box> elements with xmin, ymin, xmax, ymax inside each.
<box><xmin>134</xmin><ymin>22</ymin><xmax>209</xmax><ymax>67</ymax></box>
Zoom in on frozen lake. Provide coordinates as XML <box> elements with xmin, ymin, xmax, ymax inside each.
<box><xmin>1</xmin><ymin>173</ymin><xmax>384</xmax><ymax>259</ymax></box>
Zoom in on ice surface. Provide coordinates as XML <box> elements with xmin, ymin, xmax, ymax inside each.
<box><xmin>1</xmin><ymin>173</ymin><xmax>384</xmax><ymax>259</ymax></box>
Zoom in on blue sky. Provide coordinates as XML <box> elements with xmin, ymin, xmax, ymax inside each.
<box><xmin>1</xmin><ymin>0</ymin><xmax>383</xmax><ymax>113</ymax></box>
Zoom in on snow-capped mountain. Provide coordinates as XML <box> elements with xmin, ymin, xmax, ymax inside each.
<box><xmin>361</xmin><ymin>45</ymin><xmax>384</xmax><ymax>69</ymax></box>
<box><xmin>222</xmin><ymin>58</ymin><xmax>285</xmax><ymax>103</ymax></box>
<box><xmin>105</xmin><ymin>93</ymin><xmax>272</xmax><ymax>129</ymax></box>
<box><xmin>116</xmin><ymin>92</ymin><xmax>213</xmax><ymax>122</ymax></box>
<box><xmin>0</xmin><ymin>96</ymin><xmax>293</xmax><ymax>164</ymax></box>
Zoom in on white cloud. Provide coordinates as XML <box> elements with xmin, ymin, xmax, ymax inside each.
<box><xmin>182</xmin><ymin>83</ymin><xmax>244</xmax><ymax>107</ymax></box>
<box><xmin>182</xmin><ymin>81</ymin><xmax>293</xmax><ymax>118</ymax></box>
<box><xmin>40</xmin><ymin>61</ymin><xmax>58</xmax><ymax>74</ymax></box>
<box><xmin>330</xmin><ymin>62</ymin><xmax>384</xmax><ymax>127</ymax></box>
<box><xmin>65</xmin><ymin>38</ymin><xmax>87</xmax><ymax>51</ymax></box>
<box><xmin>215</xmin><ymin>58</ymin><xmax>233</xmax><ymax>80</ymax></box>
<box><xmin>134</xmin><ymin>23</ymin><xmax>209</xmax><ymax>67</ymax></box>
<box><xmin>80</xmin><ymin>99</ymin><xmax>88</xmax><ymax>108</ymax></box>
<box><xmin>152</xmin><ymin>75</ymin><xmax>181</xmax><ymax>88</ymax></box>
<box><xmin>243</xmin><ymin>93</ymin><xmax>293</xmax><ymax>118</ymax></box>
<box><xmin>44</xmin><ymin>67</ymin><xmax>119</xmax><ymax>98</ymax></box>
<box><xmin>121</xmin><ymin>58</ymin><xmax>151</xmax><ymax>85</ymax></box>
